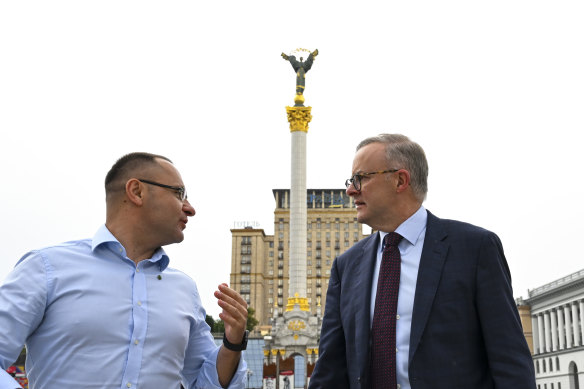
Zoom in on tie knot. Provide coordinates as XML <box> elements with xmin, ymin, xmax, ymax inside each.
<box><xmin>384</xmin><ymin>232</ymin><xmax>403</xmax><ymax>248</ymax></box>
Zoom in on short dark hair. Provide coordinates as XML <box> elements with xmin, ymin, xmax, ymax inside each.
<box><xmin>105</xmin><ymin>152</ymin><xmax>172</xmax><ymax>196</ymax></box>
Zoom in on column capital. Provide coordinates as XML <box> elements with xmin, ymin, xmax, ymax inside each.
<box><xmin>286</xmin><ymin>106</ymin><xmax>312</xmax><ymax>133</ymax></box>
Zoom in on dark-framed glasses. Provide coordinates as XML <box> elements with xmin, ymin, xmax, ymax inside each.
<box><xmin>138</xmin><ymin>179</ymin><xmax>187</xmax><ymax>201</ymax></box>
<box><xmin>344</xmin><ymin>169</ymin><xmax>399</xmax><ymax>191</ymax></box>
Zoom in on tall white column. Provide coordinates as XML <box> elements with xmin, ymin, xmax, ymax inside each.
<box><xmin>532</xmin><ymin>315</ymin><xmax>540</xmax><ymax>354</ymax></box>
<box><xmin>572</xmin><ymin>303</ymin><xmax>581</xmax><ymax>346</ymax></box>
<box><xmin>551</xmin><ymin>309</ymin><xmax>558</xmax><ymax>351</ymax></box>
<box><xmin>580</xmin><ymin>300</ymin><xmax>584</xmax><ymax>347</ymax></box>
<box><xmin>289</xmin><ymin>130</ymin><xmax>307</xmax><ymax>299</ymax></box>
<box><xmin>537</xmin><ymin>314</ymin><xmax>545</xmax><ymax>354</ymax></box>
<box><xmin>558</xmin><ymin>307</ymin><xmax>565</xmax><ymax>350</ymax></box>
<box><xmin>544</xmin><ymin>312</ymin><xmax>551</xmax><ymax>353</ymax></box>
<box><xmin>564</xmin><ymin>305</ymin><xmax>573</xmax><ymax>348</ymax></box>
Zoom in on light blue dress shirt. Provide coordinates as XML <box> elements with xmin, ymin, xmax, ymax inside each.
<box><xmin>369</xmin><ymin>206</ymin><xmax>427</xmax><ymax>389</ymax></box>
<box><xmin>0</xmin><ymin>225</ymin><xmax>246</xmax><ymax>389</ymax></box>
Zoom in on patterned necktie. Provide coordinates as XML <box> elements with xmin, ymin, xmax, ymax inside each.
<box><xmin>370</xmin><ymin>232</ymin><xmax>403</xmax><ymax>389</ymax></box>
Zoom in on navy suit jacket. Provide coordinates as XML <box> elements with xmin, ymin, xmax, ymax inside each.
<box><xmin>309</xmin><ymin>211</ymin><xmax>535</xmax><ymax>389</ymax></box>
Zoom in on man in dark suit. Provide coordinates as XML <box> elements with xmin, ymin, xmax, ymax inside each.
<box><xmin>308</xmin><ymin>134</ymin><xmax>535</xmax><ymax>389</ymax></box>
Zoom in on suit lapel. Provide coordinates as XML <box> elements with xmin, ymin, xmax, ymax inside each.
<box><xmin>409</xmin><ymin>211</ymin><xmax>448</xmax><ymax>361</ymax></box>
<box><xmin>353</xmin><ymin>233</ymin><xmax>380</xmax><ymax>378</ymax></box>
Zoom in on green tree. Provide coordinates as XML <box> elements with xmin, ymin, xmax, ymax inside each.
<box><xmin>246</xmin><ymin>307</ymin><xmax>259</xmax><ymax>331</ymax></box>
<box><xmin>205</xmin><ymin>314</ymin><xmax>215</xmax><ymax>330</ymax></box>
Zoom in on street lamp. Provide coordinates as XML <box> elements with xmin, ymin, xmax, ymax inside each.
<box><xmin>246</xmin><ymin>369</ymin><xmax>253</xmax><ymax>388</ymax></box>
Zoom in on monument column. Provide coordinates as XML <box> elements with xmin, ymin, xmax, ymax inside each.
<box><xmin>286</xmin><ymin>105</ymin><xmax>312</xmax><ymax>309</ymax></box>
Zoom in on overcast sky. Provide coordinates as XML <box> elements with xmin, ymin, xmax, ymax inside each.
<box><xmin>1</xmin><ymin>1</ymin><xmax>583</xmax><ymax>319</ymax></box>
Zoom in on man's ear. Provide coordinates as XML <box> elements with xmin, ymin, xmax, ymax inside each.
<box><xmin>395</xmin><ymin>169</ymin><xmax>411</xmax><ymax>193</ymax></box>
<box><xmin>125</xmin><ymin>179</ymin><xmax>144</xmax><ymax>206</ymax></box>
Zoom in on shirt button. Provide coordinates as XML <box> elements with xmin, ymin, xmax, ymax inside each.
<box><xmin>134</xmin><ymin>339</ymin><xmax>139</xmax><ymax>345</ymax></box>
<box><xmin>126</xmin><ymin>383</ymin><xmax>132</xmax><ymax>388</ymax></box>
<box><xmin>397</xmin><ymin>385</ymin><xmax>401</xmax><ymax>389</ymax></box>
<box><xmin>137</xmin><ymin>301</ymin><xmax>142</xmax><ymax>306</ymax></box>
<box><xmin>136</xmin><ymin>268</ymin><xmax>140</xmax><ymax>272</ymax></box>
<box><xmin>396</xmin><ymin>314</ymin><xmax>400</xmax><ymax>320</ymax></box>
<box><xmin>396</xmin><ymin>348</ymin><xmax>398</xmax><ymax>353</ymax></box>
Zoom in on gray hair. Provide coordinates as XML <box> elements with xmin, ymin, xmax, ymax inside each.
<box><xmin>357</xmin><ymin>134</ymin><xmax>428</xmax><ymax>202</ymax></box>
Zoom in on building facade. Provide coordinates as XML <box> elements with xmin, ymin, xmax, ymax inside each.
<box><xmin>230</xmin><ymin>188</ymin><xmax>368</xmax><ymax>331</ymax></box>
<box><xmin>524</xmin><ymin>269</ymin><xmax>584</xmax><ymax>389</ymax></box>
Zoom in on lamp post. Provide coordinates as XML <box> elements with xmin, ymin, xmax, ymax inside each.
<box><xmin>246</xmin><ymin>369</ymin><xmax>253</xmax><ymax>388</ymax></box>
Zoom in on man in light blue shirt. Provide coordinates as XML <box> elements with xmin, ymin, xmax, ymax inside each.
<box><xmin>0</xmin><ymin>152</ymin><xmax>248</xmax><ymax>389</ymax></box>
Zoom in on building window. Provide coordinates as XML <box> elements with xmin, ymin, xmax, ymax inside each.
<box><xmin>307</xmin><ymin>241</ymin><xmax>312</xmax><ymax>248</ymax></box>
<box><xmin>241</xmin><ymin>265</ymin><xmax>251</xmax><ymax>273</ymax></box>
<box><xmin>241</xmin><ymin>255</ymin><xmax>251</xmax><ymax>264</ymax></box>
<box><xmin>307</xmin><ymin>269</ymin><xmax>312</xmax><ymax>275</ymax></box>
<box><xmin>278</xmin><ymin>298</ymin><xmax>283</xmax><ymax>306</ymax></box>
<box><xmin>307</xmin><ymin>287</ymin><xmax>312</xmax><ymax>294</ymax></box>
<box><xmin>279</xmin><ymin>222</ymin><xmax>284</xmax><ymax>230</ymax></box>
<box><xmin>317</xmin><ymin>232</ymin><xmax>321</xmax><ymax>239</ymax></box>
<box><xmin>326</xmin><ymin>250</ymin><xmax>331</xmax><ymax>257</ymax></box>
<box><xmin>344</xmin><ymin>222</ymin><xmax>349</xmax><ymax>230</ymax></box>
<box><xmin>241</xmin><ymin>275</ymin><xmax>250</xmax><ymax>284</ymax></box>
<box><xmin>307</xmin><ymin>250</ymin><xmax>312</xmax><ymax>257</ymax></box>
<box><xmin>345</xmin><ymin>241</ymin><xmax>349</xmax><ymax>247</ymax></box>
<box><xmin>326</xmin><ymin>222</ymin><xmax>330</xmax><ymax>229</ymax></box>
<box><xmin>307</xmin><ymin>222</ymin><xmax>312</xmax><ymax>230</ymax></box>
<box><xmin>278</xmin><ymin>279</ymin><xmax>283</xmax><ymax>286</ymax></box>
<box><xmin>268</xmin><ymin>270</ymin><xmax>274</xmax><ymax>275</ymax></box>
<box><xmin>307</xmin><ymin>259</ymin><xmax>312</xmax><ymax>266</ymax></box>
<box><xmin>279</xmin><ymin>232</ymin><xmax>284</xmax><ymax>239</ymax></box>
<box><xmin>268</xmin><ymin>297</ymin><xmax>273</xmax><ymax>304</ymax></box>
<box><xmin>241</xmin><ymin>284</ymin><xmax>250</xmax><ymax>293</ymax></box>
<box><xmin>269</xmin><ymin>241</ymin><xmax>274</xmax><ymax>248</ymax></box>
<box><xmin>278</xmin><ymin>269</ymin><xmax>283</xmax><ymax>277</ymax></box>
<box><xmin>556</xmin><ymin>357</ymin><xmax>560</xmax><ymax>370</ymax></box>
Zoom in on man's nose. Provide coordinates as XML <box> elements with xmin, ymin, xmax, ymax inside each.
<box><xmin>183</xmin><ymin>200</ymin><xmax>196</xmax><ymax>217</ymax></box>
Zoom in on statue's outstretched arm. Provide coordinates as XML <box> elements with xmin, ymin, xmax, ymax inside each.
<box><xmin>281</xmin><ymin>53</ymin><xmax>289</xmax><ymax>60</ymax></box>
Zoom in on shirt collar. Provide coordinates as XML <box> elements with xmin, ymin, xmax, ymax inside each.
<box><xmin>91</xmin><ymin>224</ymin><xmax>170</xmax><ymax>271</ymax></box>
<box><xmin>379</xmin><ymin>205</ymin><xmax>427</xmax><ymax>249</ymax></box>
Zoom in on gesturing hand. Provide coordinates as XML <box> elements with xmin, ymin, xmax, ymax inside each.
<box><xmin>215</xmin><ymin>283</ymin><xmax>248</xmax><ymax>346</ymax></box>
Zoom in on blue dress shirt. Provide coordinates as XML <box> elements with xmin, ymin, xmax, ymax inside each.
<box><xmin>370</xmin><ymin>206</ymin><xmax>427</xmax><ymax>389</ymax></box>
<box><xmin>0</xmin><ymin>225</ymin><xmax>246</xmax><ymax>389</ymax></box>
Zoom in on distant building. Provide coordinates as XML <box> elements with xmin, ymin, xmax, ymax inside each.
<box><xmin>230</xmin><ymin>189</ymin><xmax>369</xmax><ymax>331</ymax></box>
<box><xmin>522</xmin><ymin>269</ymin><xmax>584</xmax><ymax>388</ymax></box>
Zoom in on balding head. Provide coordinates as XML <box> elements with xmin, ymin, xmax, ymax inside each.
<box><xmin>105</xmin><ymin>152</ymin><xmax>172</xmax><ymax>203</ymax></box>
